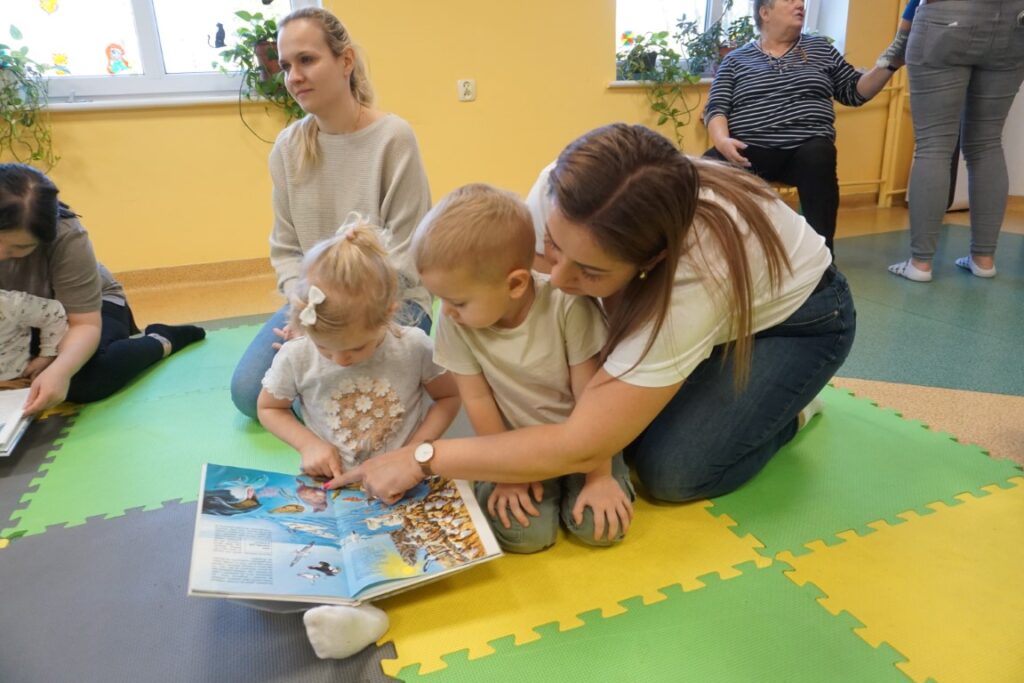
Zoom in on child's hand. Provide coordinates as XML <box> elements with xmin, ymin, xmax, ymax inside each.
<box><xmin>299</xmin><ymin>439</ymin><xmax>345</xmax><ymax>481</ymax></box>
<box><xmin>487</xmin><ymin>482</ymin><xmax>543</xmax><ymax>529</ymax></box>
<box><xmin>20</xmin><ymin>355</ymin><xmax>56</xmax><ymax>381</ymax></box>
<box><xmin>572</xmin><ymin>475</ymin><xmax>633</xmax><ymax>542</ymax></box>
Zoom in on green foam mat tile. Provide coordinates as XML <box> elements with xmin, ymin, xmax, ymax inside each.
<box><xmin>394</xmin><ymin>562</ymin><xmax>907</xmax><ymax>682</ymax></box>
<box><xmin>111</xmin><ymin>324</ymin><xmax>260</xmax><ymax>404</ymax></box>
<box><xmin>708</xmin><ymin>385</ymin><xmax>1022</xmax><ymax>557</ymax></box>
<box><xmin>3</xmin><ymin>387</ymin><xmax>294</xmax><ymax>538</ymax></box>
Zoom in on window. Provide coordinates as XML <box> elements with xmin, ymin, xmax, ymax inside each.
<box><xmin>616</xmin><ymin>0</ymin><xmax>753</xmax><ymax>53</ymax></box>
<box><xmin>4</xmin><ymin>0</ymin><xmax>319</xmax><ymax>105</ymax></box>
<box><xmin>615</xmin><ymin>0</ymin><xmax>844</xmax><ymax>79</ymax></box>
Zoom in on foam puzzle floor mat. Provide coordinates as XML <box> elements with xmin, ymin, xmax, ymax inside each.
<box><xmin>0</xmin><ymin>499</ymin><xmax>397</xmax><ymax>683</ymax></box>
<box><xmin>836</xmin><ymin>227</ymin><xmax>1024</xmax><ymax>395</ymax></box>
<box><xmin>1</xmin><ymin>324</ymin><xmax>1021</xmax><ymax>682</ymax></box>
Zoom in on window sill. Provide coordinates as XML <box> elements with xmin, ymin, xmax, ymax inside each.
<box><xmin>608</xmin><ymin>78</ymin><xmax>712</xmax><ymax>89</ymax></box>
<box><xmin>47</xmin><ymin>93</ymin><xmax>253</xmax><ymax>113</ymax></box>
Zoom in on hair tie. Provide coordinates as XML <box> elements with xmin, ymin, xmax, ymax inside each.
<box><xmin>336</xmin><ymin>211</ymin><xmax>365</xmax><ymax>241</ymax></box>
<box><xmin>299</xmin><ymin>285</ymin><xmax>326</xmax><ymax>326</ymax></box>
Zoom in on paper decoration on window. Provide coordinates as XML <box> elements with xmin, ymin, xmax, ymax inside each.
<box><xmin>105</xmin><ymin>43</ymin><xmax>132</xmax><ymax>74</ymax></box>
<box><xmin>39</xmin><ymin>0</ymin><xmax>59</xmax><ymax>14</ymax></box>
<box><xmin>52</xmin><ymin>53</ymin><xmax>71</xmax><ymax>75</ymax></box>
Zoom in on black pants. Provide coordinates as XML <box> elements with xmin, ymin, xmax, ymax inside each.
<box><xmin>66</xmin><ymin>301</ymin><xmax>164</xmax><ymax>403</ymax></box>
<box><xmin>704</xmin><ymin>136</ymin><xmax>839</xmax><ymax>253</ymax></box>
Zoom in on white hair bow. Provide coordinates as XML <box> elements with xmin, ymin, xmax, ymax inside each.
<box><xmin>299</xmin><ymin>285</ymin><xmax>326</xmax><ymax>327</ymax></box>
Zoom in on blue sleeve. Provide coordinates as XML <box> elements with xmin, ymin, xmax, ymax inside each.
<box><xmin>902</xmin><ymin>0</ymin><xmax>921</xmax><ymax>22</ymax></box>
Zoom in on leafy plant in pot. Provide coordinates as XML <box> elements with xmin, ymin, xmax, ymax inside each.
<box><xmin>215</xmin><ymin>10</ymin><xmax>304</xmax><ymax>141</ymax></box>
<box><xmin>617</xmin><ymin>30</ymin><xmax>701</xmax><ymax>147</ymax></box>
<box><xmin>0</xmin><ymin>25</ymin><xmax>57</xmax><ymax>169</ymax></box>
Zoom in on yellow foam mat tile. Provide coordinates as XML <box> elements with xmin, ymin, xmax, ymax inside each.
<box><xmin>779</xmin><ymin>477</ymin><xmax>1024</xmax><ymax>683</ymax></box>
<box><xmin>376</xmin><ymin>498</ymin><xmax>770</xmax><ymax>676</ymax></box>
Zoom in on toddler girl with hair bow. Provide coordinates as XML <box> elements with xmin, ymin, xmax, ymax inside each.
<box><xmin>255</xmin><ymin>215</ymin><xmax>460</xmax><ymax>658</ymax></box>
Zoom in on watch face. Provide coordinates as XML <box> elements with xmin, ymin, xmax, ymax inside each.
<box><xmin>414</xmin><ymin>442</ymin><xmax>433</xmax><ymax>462</ymax></box>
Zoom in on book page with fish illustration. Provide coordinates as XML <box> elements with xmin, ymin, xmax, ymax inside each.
<box><xmin>332</xmin><ymin>475</ymin><xmax>500</xmax><ymax>601</ymax></box>
<box><xmin>188</xmin><ymin>463</ymin><xmax>502</xmax><ymax>606</ymax></box>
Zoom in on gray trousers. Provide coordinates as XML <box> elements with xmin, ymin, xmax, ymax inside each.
<box><xmin>906</xmin><ymin>0</ymin><xmax>1024</xmax><ymax>261</ymax></box>
<box><xmin>475</xmin><ymin>453</ymin><xmax>634</xmax><ymax>554</ymax></box>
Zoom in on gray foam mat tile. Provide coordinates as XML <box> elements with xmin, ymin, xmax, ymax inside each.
<box><xmin>0</xmin><ymin>414</ymin><xmax>72</xmax><ymax>531</ymax></box>
<box><xmin>0</xmin><ymin>499</ymin><xmax>397</xmax><ymax>683</ymax></box>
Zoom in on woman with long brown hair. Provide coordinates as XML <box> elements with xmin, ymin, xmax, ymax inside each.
<box><xmin>335</xmin><ymin>124</ymin><xmax>855</xmax><ymax>506</ymax></box>
<box><xmin>230</xmin><ymin>7</ymin><xmax>432</xmax><ymax>419</ymax></box>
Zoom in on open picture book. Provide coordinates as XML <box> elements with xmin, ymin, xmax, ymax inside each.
<box><xmin>0</xmin><ymin>388</ymin><xmax>32</xmax><ymax>457</ymax></box>
<box><xmin>188</xmin><ymin>463</ymin><xmax>502</xmax><ymax>606</ymax></box>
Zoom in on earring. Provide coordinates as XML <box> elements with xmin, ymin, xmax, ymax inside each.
<box><xmin>638</xmin><ymin>270</ymin><xmax>648</xmax><ymax>281</ymax></box>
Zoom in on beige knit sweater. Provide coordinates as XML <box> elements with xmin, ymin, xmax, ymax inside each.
<box><xmin>268</xmin><ymin>113</ymin><xmax>432</xmax><ymax>314</ymax></box>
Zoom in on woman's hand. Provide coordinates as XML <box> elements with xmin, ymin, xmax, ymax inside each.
<box><xmin>571</xmin><ymin>474</ymin><xmax>634</xmax><ymax>542</ymax></box>
<box><xmin>22</xmin><ymin>363</ymin><xmax>72</xmax><ymax>415</ymax></box>
<box><xmin>271</xmin><ymin>323</ymin><xmax>296</xmax><ymax>350</ymax></box>
<box><xmin>20</xmin><ymin>355</ymin><xmax>56</xmax><ymax>381</ymax></box>
<box><xmin>487</xmin><ymin>482</ymin><xmax>544</xmax><ymax>529</ymax></box>
<box><xmin>299</xmin><ymin>438</ymin><xmax>344</xmax><ymax>481</ymax></box>
<box><xmin>329</xmin><ymin>445</ymin><xmax>424</xmax><ymax>504</ymax></box>
<box><xmin>714</xmin><ymin>137</ymin><xmax>751</xmax><ymax>168</ymax></box>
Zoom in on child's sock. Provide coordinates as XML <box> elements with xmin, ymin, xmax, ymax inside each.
<box><xmin>887</xmin><ymin>259</ymin><xmax>932</xmax><ymax>282</ymax></box>
<box><xmin>144</xmin><ymin>323</ymin><xmax>206</xmax><ymax>356</ymax></box>
<box><xmin>303</xmin><ymin>604</ymin><xmax>389</xmax><ymax>659</ymax></box>
<box><xmin>954</xmin><ymin>255</ymin><xmax>996</xmax><ymax>278</ymax></box>
<box><xmin>797</xmin><ymin>394</ymin><xmax>825</xmax><ymax>431</ymax></box>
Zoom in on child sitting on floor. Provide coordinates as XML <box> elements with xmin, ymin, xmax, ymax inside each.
<box><xmin>413</xmin><ymin>184</ymin><xmax>635</xmax><ymax>554</ymax></box>
<box><xmin>0</xmin><ymin>289</ymin><xmax>67</xmax><ymax>386</ymax></box>
<box><xmin>256</xmin><ymin>215</ymin><xmax>460</xmax><ymax>659</ymax></box>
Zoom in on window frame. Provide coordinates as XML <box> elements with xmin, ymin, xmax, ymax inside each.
<box><xmin>612</xmin><ymin>0</ymin><xmax>840</xmax><ymax>85</ymax></box>
<box><xmin>43</xmin><ymin>0</ymin><xmax>320</xmax><ymax>106</ymax></box>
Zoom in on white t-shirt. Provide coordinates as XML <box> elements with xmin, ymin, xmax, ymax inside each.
<box><xmin>606</xmin><ymin>189</ymin><xmax>830</xmax><ymax>386</ymax></box>
<box><xmin>524</xmin><ymin>165</ymin><xmax>831</xmax><ymax>388</ymax></box>
<box><xmin>262</xmin><ymin>327</ymin><xmax>445</xmax><ymax>469</ymax></box>
<box><xmin>434</xmin><ymin>274</ymin><xmax>606</xmax><ymax>429</ymax></box>
<box><xmin>525</xmin><ymin>161</ymin><xmax>557</xmax><ymax>256</ymax></box>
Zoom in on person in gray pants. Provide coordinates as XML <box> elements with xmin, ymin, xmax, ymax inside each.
<box><xmin>888</xmin><ymin>0</ymin><xmax>1024</xmax><ymax>282</ymax></box>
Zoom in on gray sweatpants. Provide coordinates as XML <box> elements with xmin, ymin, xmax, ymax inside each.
<box><xmin>906</xmin><ymin>0</ymin><xmax>1024</xmax><ymax>261</ymax></box>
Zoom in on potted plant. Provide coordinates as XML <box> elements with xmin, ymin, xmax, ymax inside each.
<box><xmin>725</xmin><ymin>16</ymin><xmax>756</xmax><ymax>55</ymax></box>
<box><xmin>0</xmin><ymin>25</ymin><xmax>57</xmax><ymax>169</ymax></box>
<box><xmin>677</xmin><ymin>2</ymin><xmax>756</xmax><ymax>76</ymax></box>
<box><xmin>617</xmin><ymin>30</ymin><xmax>703</xmax><ymax>147</ymax></box>
<box><xmin>214</xmin><ymin>10</ymin><xmax>304</xmax><ymax>141</ymax></box>
<box><xmin>617</xmin><ymin>31</ymin><xmax>662</xmax><ymax>81</ymax></box>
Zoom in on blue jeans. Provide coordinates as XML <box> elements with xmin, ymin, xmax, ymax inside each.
<box><xmin>906</xmin><ymin>0</ymin><xmax>1024</xmax><ymax>261</ymax></box>
<box><xmin>627</xmin><ymin>268</ymin><xmax>856</xmax><ymax>502</ymax></box>
<box><xmin>229</xmin><ymin>300</ymin><xmax>431</xmax><ymax>419</ymax></box>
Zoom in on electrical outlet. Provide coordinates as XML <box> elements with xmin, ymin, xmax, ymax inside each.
<box><xmin>457</xmin><ymin>79</ymin><xmax>476</xmax><ymax>102</ymax></box>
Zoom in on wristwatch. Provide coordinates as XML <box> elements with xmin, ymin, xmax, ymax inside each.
<box><xmin>413</xmin><ymin>441</ymin><xmax>435</xmax><ymax>476</ymax></box>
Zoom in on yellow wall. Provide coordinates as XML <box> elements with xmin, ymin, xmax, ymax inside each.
<box><xmin>8</xmin><ymin>0</ymin><xmax>902</xmax><ymax>272</ymax></box>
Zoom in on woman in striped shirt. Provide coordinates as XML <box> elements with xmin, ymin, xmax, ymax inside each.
<box><xmin>703</xmin><ymin>0</ymin><xmax>898</xmax><ymax>254</ymax></box>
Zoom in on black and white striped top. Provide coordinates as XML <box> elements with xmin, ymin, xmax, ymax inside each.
<box><xmin>703</xmin><ymin>34</ymin><xmax>867</xmax><ymax>149</ymax></box>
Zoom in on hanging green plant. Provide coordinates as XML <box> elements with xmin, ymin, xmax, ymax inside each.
<box><xmin>214</xmin><ymin>11</ymin><xmax>305</xmax><ymax>141</ymax></box>
<box><xmin>0</xmin><ymin>25</ymin><xmax>57</xmax><ymax>169</ymax></box>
